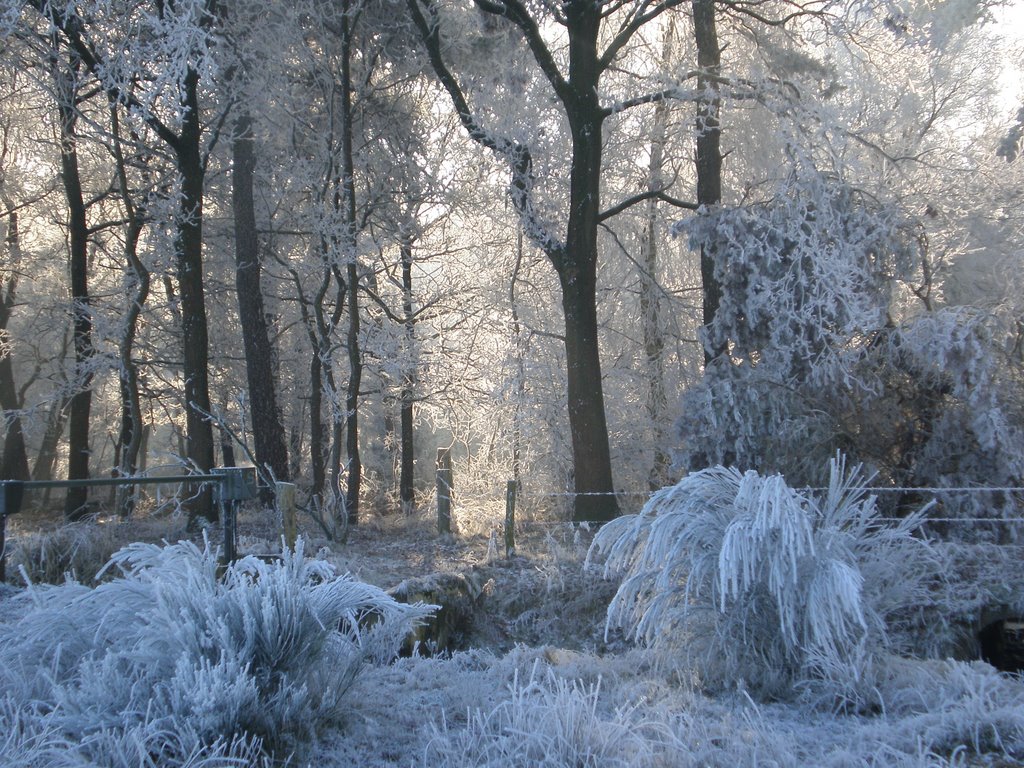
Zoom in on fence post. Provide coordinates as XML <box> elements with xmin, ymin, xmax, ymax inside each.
<box><xmin>0</xmin><ymin>482</ymin><xmax>24</xmax><ymax>583</ymax></box>
<box><xmin>436</xmin><ymin>448</ymin><xmax>452</xmax><ymax>535</ymax></box>
<box><xmin>505</xmin><ymin>480</ymin><xmax>516</xmax><ymax>558</ymax></box>
<box><xmin>222</xmin><ymin>498</ymin><xmax>237</xmax><ymax>564</ymax></box>
<box><xmin>276</xmin><ymin>481</ymin><xmax>297</xmax><ymax>550</ymax></box>
<box><xmin>212</xmin><ymin>467</ymin><xmax>258</xmax><ymax>564</ymax></box>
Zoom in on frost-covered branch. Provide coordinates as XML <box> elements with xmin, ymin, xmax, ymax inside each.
<box><xmin>599</xmin><ymin>185</ymin><xmax>697</xmax><ymax>222</ymax></box>
<box><xmin>405</xmin><ymin>0</ymin><xmax>565</xmax><ymax>260</ymax></box>
<box><xmin>472</xmin><ymin>0</ymin><xmax>571</xmax><ymax>102</ymax></box>
<box><xmin>599</xmin><ymin>0</ymin><xmax>688</xmax><ymax>72</ymax></box>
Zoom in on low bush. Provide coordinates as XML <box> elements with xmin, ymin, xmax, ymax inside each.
<box><xmin>588</xmin><ymin>454</ymin><xmax>938</xmax><ymax>704</ymax></box>
<box><xmin>0</xmin><ymin>538</ymin><xmax>434</xmax><ymax>765</ymax></box>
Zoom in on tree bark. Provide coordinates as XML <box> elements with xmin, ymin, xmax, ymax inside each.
<box><xmin>408</xmin><ymin>0</ymin><xmax>620</xmax><ymax>522</ymax></box>
<box><xmin>693</xmin><ymin>0</ymin><xmax>724</xmax><ymax>363</ymax></box>
<box><xmin>560</xmin><ymin>3</ymin><xmax>617</xmax><ymax>522</ymax></box>
<box><xmin>0</xmin><ymin>209</ymin><xmax>29</xmax><ymax>482</ymax></box>
<box><xmin>232</xmin><ymin>111</ymin><xmax>290</xmax><ymax>500</ymax></box>
<box><xmin>56</xmin><ymin>66</ymin><xmax>93</xmax><ymax>520</ymax></box>
<box><xmin>176</xmin><ymin>68</ymin><xmax>215</xmax><ymax>525</ymax></box>
<box><xmin>340</xmin><ymin>0</ymin><xmax>362</xmax><ymax>526</ymax></box>
<box><xmin>399</xmin><ymin>236</ymin><xmax>416</xmax><ymax>512</ymax></box>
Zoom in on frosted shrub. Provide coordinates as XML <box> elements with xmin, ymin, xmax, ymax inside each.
<box><xmin>676</xmin><ymin>166</ymin><xmax>924</xmax><ymax>483</ymax></box>
<box><xmin>677</xmin><ymin>162</ymin><xmax>1024</xmax><ymax>511</ymax></box>
<box><xmin>589</xmin><ymin>455</ymin><xmax>937</xmax><ymax>703</ymax></box>
<box><xmin>0</xmin><ymin>538</ymin><xmax>434</xmax><ymax>764</ymax></box>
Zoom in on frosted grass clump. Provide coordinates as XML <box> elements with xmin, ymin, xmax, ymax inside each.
<box><xmin>0</xmin><ymin>692</ymin><xmax>268</xmax><ymax>768</ymax></box>
<box><xmin>0</xmin><ymin>538</ymin><xmax>434</xmax><ymax>764</ymax></box>
<box><xmin>589</xmin><ymin>454</ymin><xmax>936</xmax><ymax>702</ymax></box>
<box><xmin>423</xmin><ymin>662</ymin><xmax>683</xmax><ymax>767</ymax></box>
<box><xmin>867</xmin><ymin>657</ymin><xmax>1024</xmax><ymax>759</ymax></box>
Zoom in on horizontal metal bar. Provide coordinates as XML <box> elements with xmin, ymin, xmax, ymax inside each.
<box><xmin>5</xmin><ymin>475</ymin><xmax>221</xmax><ymax>491</ymax></box>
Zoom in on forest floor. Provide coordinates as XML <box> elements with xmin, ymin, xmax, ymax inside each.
<box><xmin>4</xmin><ymin>501</ymin><xmax>1024</xmax><ymax>766</ymax></box>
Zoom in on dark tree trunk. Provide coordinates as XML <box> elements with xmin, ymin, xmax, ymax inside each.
<box><xmin>232</xmin><ymin>112</ymin><xmax>289</xmax><ymax>500</ymax></box>
<box><xmin>0</xmin><ymin>212</ymin><xmax>29</xmax><ymax>482</ymax></box>
<box><xmin>110</xmin><ymin>100</ymin><xmax>149</xmax><ymax>518</ymax></box>
<box><xmin>399</xmin><ymin>237</ymin><xmax>416</xmax><ymax>512</ymax></box>
<box><xmin>310</xmin><ymin>350</ymin><xmax>325</xmax><ymax>499</ymax></box>
<box><xmin>175</xmin><ymin>69</ymin><xmax>215</xmax><ymax>524</ymax></box>
<box><xmin>340</xmin><ymin>0</ymin><xmax>362</xmax><ymax>526</ymax></box>
<box><xmin>0</xmin><ymin>355</ymin><xmax>29</xmax><ymax>482</ymax></box>
<box><xmin>57</xmin><ymin>73</ymin><xmax>93</xmax><ymax>520</ymax></box>
<box><xmin>408</xmin><ymin>0</ymin><xmax>621</xmax><ymax>522</ymax></box>
<box><xmin>561</xmin><ymin>4</ymin><xmax>617</xmax><ymax>522</ymax></box>
<box><xmin>693</xmin><ymin>0</ymin><xmax>724</xmax><ymax>363</ymax></box>
<box><xmin>220</xmin><ymin>416</ymin><xmax>236</xmax><ymax>466</ymax></box>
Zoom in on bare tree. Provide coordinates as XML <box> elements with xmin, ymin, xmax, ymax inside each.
<box><xmin>406</xmin><ymin>0</ymin><xmax>700</xmax><ymax>521</ymax></box>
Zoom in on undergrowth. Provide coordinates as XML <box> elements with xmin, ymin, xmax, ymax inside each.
<box><xmin>588</xmin><ymin>454</ymin><xmax>940</xmax><ymax>704</ymax></box>
<box><xmin>0</xmin><ymin>538</ymin><xmax>434</xmax><ymax>766</ymax></box>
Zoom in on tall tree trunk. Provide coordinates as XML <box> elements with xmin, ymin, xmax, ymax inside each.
<box><xmin>641</xmin><ymin>20</ymin><xmax>674</xmax><ymax>489</ymax></box>
<box><xmin>693</xmin><ymin>0</ymin><xmax>724</xmax><ymax>363</ymax></box>
<box><xmin>56</xmin><ymin>65</ymin><xmax>93</xmax><ymax>520</ymax></box>
<box><xmin>339</xmin><ymin>0</ymin><xmax>362</xmax><ymax>526</ymax></box>
<box><xmin>232</xmin><ymin>111</ymin><xmax>289</xmax><ymax>500</ymax></box>
<box><xmin>309</xmin><ymin>350</ymin><xmax>326</xmax><ymax>500</ymax></box>
<box><xmin>0</xmin><ymin>208</ymin><xmax>29</xmax><ymax>482</ymax></box>
<box><xmin>399</xmin><ymin>236</ymin><xmax>416</xmax><ymax>512</ymax></box>
<box><xmin>561</xmin><ymin>5</ymin><xmax>617</xmax><ymax>522</ymax></box>
<box><xmin>175</xmin><ymin>68</ymin><xmax>215</xmax><ymax>525</ymax></box>
<box><xmin>407</xmin><ymin>0</ymin><xmax>619</xmax><ymax>522</ymax></box>
<box><xmin>111</xmin><ymin>101</ymin><xmax>149</xmax><ymax>518</ymax></box>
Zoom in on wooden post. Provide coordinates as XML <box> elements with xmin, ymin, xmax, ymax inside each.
<box><xmin>436</xmin><ymin>447</ymin><xmax>452</xmax><ymax>535</ymax></box>
<box><xmin>505</xmin><ymin>479</ymin><xmax>516</xmax><ymax>558</ymax></box>
<box><xmin>277</xmin><ymin>481</ymin><xmax>297</xmax><ymax>550</ymax></box>
<box><xmin>221</xmin><ymin>498</ymin><xmax>237</xmax><ymax>564</ymax></box>
<box><xmin>0</xmin><ymin>482</ymin><xmax>24</xmax><ymax>583</ymax></box>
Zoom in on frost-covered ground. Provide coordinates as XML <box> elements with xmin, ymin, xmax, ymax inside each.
<box><xmin>2</xmin><ymin>503</ymin><xmax>1024</xmax><ymax>767</ymax></box>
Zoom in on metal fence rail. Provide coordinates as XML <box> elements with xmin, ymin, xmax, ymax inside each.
<box><xmin>0</xmin><ymin>467</ymin><xmax>257</xmax><ymax>582</ymax></box>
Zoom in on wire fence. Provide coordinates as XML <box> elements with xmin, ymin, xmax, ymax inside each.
<box><xmin>488</xmin><ymin>483</ymin><xmax>1024</xmax><ymax>553</ymax></box>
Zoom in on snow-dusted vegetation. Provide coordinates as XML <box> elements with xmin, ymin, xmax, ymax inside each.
<box><xmin>590</xmin><ymin>455</ymin><xmax>938</xmax><ymax>703</ymax></box>
<box><xmin>2</xmin><ymin>500</ymin><xmax>1023</xmax><ymax>767</ymax></box>
<box><xmin>2</xmin><ymin>0</ymin><xmax>1024</xmax><ymax>763</ymax></box>
<box><xmin>0</xmin><ymin>539</ymin><xmax>433</xmax><ymax>765</ymax></box>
